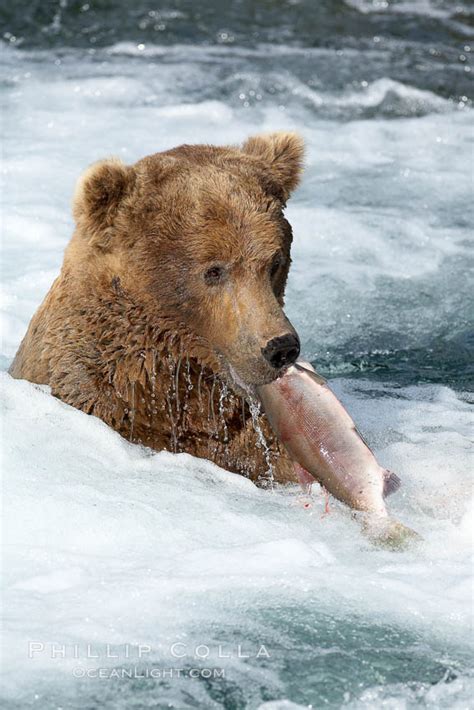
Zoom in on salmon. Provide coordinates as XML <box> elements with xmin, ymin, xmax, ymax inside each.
<box><xmin>257</xmin><ymin>361</ymin><xmax>419</xmax><ymax>548</ymax></box>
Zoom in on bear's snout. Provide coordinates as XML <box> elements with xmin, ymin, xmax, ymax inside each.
<box><xmin>261</xmin><ymin>333</ymin><xmax>300</xmax><ymax>370</ymax></box>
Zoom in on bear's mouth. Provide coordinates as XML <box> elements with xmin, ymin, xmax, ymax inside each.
<box><xmin>225</xmin><ymin>362</ymin><xmax>289</xmax><ymax>400</ymax></box>
<box><xmin>211</xmin><ymin>348</ymin><xmax>292</xmax><ymax>401</ymax></box>
<box><xmin>227</xmin><ymin>364</ymin><xmax>257</xmax><ymax>399</ymax></box>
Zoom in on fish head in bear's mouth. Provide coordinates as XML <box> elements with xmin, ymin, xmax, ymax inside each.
<box><xmin>222</xmin><ymin>341</ymin><xmax>300</xmax><ymax>400</ymax></box>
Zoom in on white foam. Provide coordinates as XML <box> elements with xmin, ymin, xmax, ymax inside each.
<box><xmin>289</xmin><ymin>76</ymin><xmax>450</xmax><ymax>114</ymax></box>
<box><xmin>1</xmin><ymin>372</ymin><xmax>472</xmax><ymax>697</ymax></box>
<box><xmin>346</xmin><ymin>674</ymin><xmax>474</xmax><ymax>709</ymax></box>
<box><xmin>345</xmin><ymin>0</ymin><xmax>453</xmax><ymax>19</ymax></box>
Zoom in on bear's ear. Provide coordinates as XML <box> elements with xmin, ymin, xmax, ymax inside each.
<box><xmin>242</xmin><ymin>131</ymin><xmax>304</xmax><ymax>200</ymax></box>
<box><xmin>72</xmin><ymin>158</ymin><xmax>135</xmax><ymax>250</ymax></box>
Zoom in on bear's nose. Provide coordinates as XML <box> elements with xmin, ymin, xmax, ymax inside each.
<box><xmin>261</xmin><ymin>333</ymin><xmax>300</xmax><ymax>370</ymax></box>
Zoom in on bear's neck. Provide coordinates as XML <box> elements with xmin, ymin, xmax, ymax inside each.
<box><xmin>60</xmin><ymin>273</ymin><xmax>250</xmax><ymax>458</ymax></box>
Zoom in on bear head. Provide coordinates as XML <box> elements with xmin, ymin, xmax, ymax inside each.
<box><xmin>71</xmin><ymin>132</ymin><xmax>304</xmax><ymax>392</ymax></box>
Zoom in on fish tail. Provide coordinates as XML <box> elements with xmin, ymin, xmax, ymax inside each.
<box><xmin>383</xmin><ymin>469</ymin><xmax>401</xmax><ymax>498</ymax></box>
<box><xmin>362</xmin><ymin>515</ymin><xmax>421</xmax><ymax>551</ymax></box>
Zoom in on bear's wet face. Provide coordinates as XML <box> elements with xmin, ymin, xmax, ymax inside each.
<box><xmin>72</xmin><ymin>132</ymin><xmax>304</xmax><ymax>392</ymax></box>
<box><xmin>157</xmin><ymin>189</ymin><xmax>300</xmax><ymax>390</ymax></box>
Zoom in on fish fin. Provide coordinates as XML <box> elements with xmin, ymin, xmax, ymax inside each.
<box><xmin>383</xmin><ymin>470</ymin><xmax>401</xmax><ymax>498</ymax></box>
<box><xmin>293</xmin><ymin>462</ymin><xmax>316</xmax><ymax>494</ymax></box>
<box><xmin>362</xmin><ymin>516</ymin><xmax>421</xmax><ymax>551</ymax></box>
<box><xmin>353</xmin><ymin>425</ymin><xmax>374</xmax><ymax>453</ymax></box>
<box><xmin>294</xmin><ymin>362</ymin><xmax>327</xmax><ymax>385</ymax></box>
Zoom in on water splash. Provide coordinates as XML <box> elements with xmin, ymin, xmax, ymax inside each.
<box><xmin>150</xmin><ymin>349</ymin><xmax>158</xmax><ymax>421</ymax></box>
<box><xmin>129</xmin><ymin>381</ymin><xmax>136</xmax><ymax>442</ymax></box>
<box><xmin>248</xmin><ymin>397</ymin><xmax>274</xmax><ymax>489</ymax></box>
<box><xmin>184</xmin><ymin>357</ymin><xmax>193</xmax><ymax>392</ymax></box>
<box><xmin>174</xmin><ymin>355</ymin><xmax>182</xmax><ymax>416</ymax></box>
<box><xmin>209</xmin><ymin>376</ymin><xmax>217</xmax><ymax>434</ymax></box>
<box><xmin>218</xmin><ymin>382</ymin><xmax>229</xmax><ymax>443</ymax></box>
<box><xmin>166</xmin><ymin>354</ymin><xmax>178</xmax><ymax>452</ymax></box>
<box><xmin>179</xmin><ymin>356</ymin><xmax>192</xmax><ymax>436</ymax></box>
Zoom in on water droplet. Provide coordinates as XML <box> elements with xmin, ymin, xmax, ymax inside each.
<box><xmin>248</xmin><ymin>398</ymin><xmax>274</xmax><ymax>488</ymax></box>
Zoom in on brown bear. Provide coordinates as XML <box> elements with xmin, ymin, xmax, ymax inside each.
<box><xmin>9</xmin><ymin>132</ymin><xmax>305</xmax><ymax>484</ymax></box>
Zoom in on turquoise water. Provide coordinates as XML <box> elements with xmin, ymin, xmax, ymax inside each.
<box><xmin>16</xmin><ymin>610</ymin><xmax>473</xmax><ymax>708</ymax></box>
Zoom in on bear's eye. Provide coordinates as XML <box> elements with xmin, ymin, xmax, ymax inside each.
<box><xmin>270</xmin><ymin>253</ymin><xmax>283</xmax><ymax>278</ymax></box>
<box><xmin>204</xmin><ymin>265</ymin><xmax>226</xmax><ymax>286</ymax></box>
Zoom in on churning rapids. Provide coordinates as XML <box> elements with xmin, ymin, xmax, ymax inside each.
<box><xmin>1</xmin><ymin>1</ymin><xmax>473</xmax><ymax>708</ymax></box>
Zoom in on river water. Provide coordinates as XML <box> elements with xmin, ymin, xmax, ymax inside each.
<box><xmin>1</xmin><ymin>1</ymin><xmax>473</xmax><ymax>708</ymax></box>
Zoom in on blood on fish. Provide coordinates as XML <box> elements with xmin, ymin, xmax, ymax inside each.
<box><xmin>294</xmin><ymin>462</ymin><xmax>315</xmax><ymax>495</ymax></box>
<box><xmin>321</xmin><ymin>487</ymin><xmax>331</xmax><ymax>518</ymax></box>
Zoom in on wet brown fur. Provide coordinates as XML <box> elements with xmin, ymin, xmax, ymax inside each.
<box><xmin>9</xmin><ymin>133</ymin><xmax>305</xmax><ymax>483</ymax></box>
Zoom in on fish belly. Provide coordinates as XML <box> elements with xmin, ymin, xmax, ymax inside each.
<box><xmin>267</xmin><ymin>378</ymin><xmax>387</xmax><ymax>514</ymax></box>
